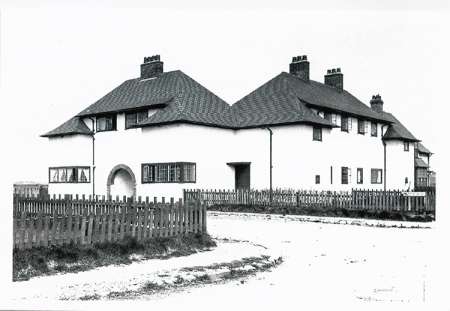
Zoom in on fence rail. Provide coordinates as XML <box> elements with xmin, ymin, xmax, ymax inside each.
<box><xmin>183</xmin><ymin>188</ymin><xmax>435</xmax><ymax>213</ymax></box>
<box><xmin>13</xmin><ymin>194</ymin><xmax>207</xmax><ymax>250</ymax></box>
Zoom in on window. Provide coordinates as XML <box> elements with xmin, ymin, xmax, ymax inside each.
<box><xmin>357</xmin><ymin>119</ymin><xmax>365</xmax><ymax>134</ymax></box>
<box><xmin>341</xmin><ymin>167</ymin><xmax>349</xmax><ymax>184</ymax></box>
<box><xmin>142</xmin><ymin>162</ymin><xmax>196</xmax><ymax>183</ymax></box>
<box><xmin>125</xmin><ymin>110</ymin><xmax>148</xmax><ymax>129</ymax></box>
<box><xmin>49</xmin><ymin>167</ymin><xmax>90</xmax><ymax>183</ymax></box>
<box><xmin>331</xmin><ymin>114</ymin><xmax>337</xmax><ymax>125</ymax></box>
<box><xmin>341</xmin><ymin>116</ymin><xmax>351</xmax><ymax>132</ymax></box>
<box><xmin>315</xmin><ymin>175</ymin><xmax>320</xmax><ymax>184</ymax></box>
<box><xmin>371</xmin><ymin>169</ymin><xmax>383</xmax><ymax>184</ymax></box>
<box><xmin>404</xmin><ymin>141</ymin><xmax>410</xmax><ymax>151</ymax></box>
<box><xmin>324</xmin><ymin>112</ymin><xmax>332</xmax><ymax>122</ymax></box>
<box><xmin>313</xmin><ymin>126</ymin><xmax>322</xmax><ymax>141</ymax></box>
<box><xmin>371</xmin><ymin>122</ymin><xmax>378</xmax><ymax>137</ymax></box>
<box><xmin>357</xmin><ymin>168</ymin><xmax>363</xmax><ymax>184</ymax></box>
<box><xmin>96</xmin><ymin>115</ymin><xmax>116</xmax><ymax>132</ymax></box>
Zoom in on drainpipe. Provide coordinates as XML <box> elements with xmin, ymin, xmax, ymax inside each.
<box><xmin>88</xmin><ymin>117</ymin><xmax>96</xmax><ymax>197</ymax></box>
<box><xmin>381</xmin><ymin>124</ymin><xmax>388</xmax><ymax>191</ymax></box>
<box><xmin>263</xmin><ymin>127</ymin><xmax>273</xmax><ymax>203</ymax></box>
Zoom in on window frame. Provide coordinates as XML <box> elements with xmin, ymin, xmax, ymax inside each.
<box><xmin>313</xmin><ymin>126</ymin><xmax>322</xmax><ymax>141</ymax></box>
<box><xmin>141</xmin><ymin>162</ymin><xmax>196</xmax><ymax>184</ymax></box>
<box><xmin>357</xmin><ymin>168</ymin><xmax>363</xmax><ymax>184</ymax></box>
<box><xmin>404</xmin><ymin>141</ymin><xmax>410</xmax><ymax>151</ymax></box>
<box><xmin>341</xmin><ymin>166</ymin><xmax>349</xmax><ymax>184</ymax></box>
<box><xmin>96</xmin><ymin>114</ymin><xmax>117</xmax><ymax>132</ymax></box>
<box><xmin>371</xmin><ymin>121</ymin><xmax>378</xmax><ymax>137</ymax></box>
<box><xmin>341</xmin><ymin>115</ymin><xmax>349</xmax><ymax>132</ymax></box>
<box><xmin>125</xmin><ymin>110</ymin><xmax>148</xmax><ymax>129</ymax></box>
<box><xmin>48</xmin><ymin>166</ymin><xmax>91</xmax><ymax>184</ymax></box>
<box><xmin>357</xmin><ymin>119</ymin><xmax>365</xmax><ymax>135</ymax></box>
<box><xmin>371</xmin><ymin>168</ymin><xmax>383</xmax><ymax>184</ymax></box>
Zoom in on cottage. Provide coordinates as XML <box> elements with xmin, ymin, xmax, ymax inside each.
<box><xmin>41</xmin><ymin>54</ymin><xmax>434</xmax><ymax>198</ymax></box>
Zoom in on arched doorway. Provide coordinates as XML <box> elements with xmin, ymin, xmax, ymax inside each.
<box><xmin>107</xmin><ymin>164</ymin><xmax>136</xmax><ymax>199</ymax></box>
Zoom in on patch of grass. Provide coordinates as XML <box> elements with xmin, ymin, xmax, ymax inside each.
<box><xmin>13</xmin><ymin>233</ymin><xmax>216</xmax><ymax>282</ymax></box>
<box><xmin>209</xmin><ymin>204</ymin><xmax>434</xmax><ymax>222</ymax></box>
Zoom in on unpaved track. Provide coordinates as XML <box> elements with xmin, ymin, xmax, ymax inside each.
<box><xmin>6</xmin><ymin>212</ymin><xmax>436</xmax><ymax>309</ymax></box>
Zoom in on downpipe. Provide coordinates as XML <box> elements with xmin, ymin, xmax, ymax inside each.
<box><xmin>381</xmin><ymin>124</ymin><xmax>388</xmax><ymax>191</ymax></box>
<box><xmin>88</xmin><ymin>117</ymin><xmax>96</xmax><ymax>197</ymax></box>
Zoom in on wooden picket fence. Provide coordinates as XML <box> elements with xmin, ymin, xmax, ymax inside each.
<box><xmin>183</xmin><ymin>188</ymin><xmax>435</xmax><ymax>213</ymax></box>
<box><xmin>13</xmin><ymin>194</ymin><xmax>207</xmax><ymax>250</ymax></box>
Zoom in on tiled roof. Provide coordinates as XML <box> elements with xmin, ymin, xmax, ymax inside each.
<box><xmin>77</xmin><ymin>70</ymin><xmax>232</xmax><ymax>125</ymax></box>
<box><xmin>282</xmin><ymin>73</ymin><xmax>392</xmax><ymax>122</ymax></box>
<box><xmin>415</xmin><ymin>157</ymin><xmax>428</xmax><ymax>168</ymax></box>
<box><xmin>380</xmin><ymin>112</ymin><xmax>419</xmax><ymax>142</ymax></box>
<box><xmin>417</xmin><ymin>142</ymin><xmax>432</xmax><ymax>155</ymax></box>
<box><xmin>41</xmin><ymin>117</ymin><xmax>92</xmax><ymax>137</ymax></box>
<box><xmin>136</xmin><ymin>71</ymin><xmax>235</xmax><ymax>129</ymax></box>
<box><xmin>231</xmin><ymin>72</ymin><xmax>392</xmax><ymax>128</ymax></box>
<box><xmin>232</xmin><ymin>73</ymin><xmax>336</xmax><ymax>128</ymax></box>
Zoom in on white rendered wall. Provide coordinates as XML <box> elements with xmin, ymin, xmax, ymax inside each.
<box><xmin>45</xmin><ymin>111</ymin><xmax>415</xmax><ymax>199</ymax></box>
<box><xmin>47</xmin><ymin>134</ymin><xmax>92</xmax><ymax>196</ymax></box>
<box><xmin>385</xmin><ymin>140</ymin><xmax>415</xmax><ymax>190</ymax></box>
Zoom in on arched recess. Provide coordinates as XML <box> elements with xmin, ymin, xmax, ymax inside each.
<box><xmin>106</xmin><ymin>164</ymin><xmax>137</xmax><ymax>199</ymax></box>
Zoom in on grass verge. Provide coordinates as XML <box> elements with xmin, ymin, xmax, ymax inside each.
<box><xmin>208</xmin><ymin>205</ymin><xmax>434</xmax><ymax>222</ymax></box>
<box><xmin>13</xmin><ymin>233</ymin><xmax>216</xmax><ymax>282</ymax></box>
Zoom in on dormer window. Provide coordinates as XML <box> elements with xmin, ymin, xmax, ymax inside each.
<box><xmin>96</xmin><ymin>115</ymin><xmax>116</xmax><ymax>132</ymax></box>
<box><xmin>125</xmin><ymin>110</ymin><xmax>148</xmax><ymax>129</ymax></box>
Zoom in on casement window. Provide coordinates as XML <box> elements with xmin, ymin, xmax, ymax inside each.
<box><xmin>331</xmin><ymin>114</ymin><xmax>337</xmax><ymax>125</ymax></box>
<box><xmin>125</xmin><ymin>110</ymin><xmax>148</xmax><ymax>129</ymax></box>
<box><xmin>96</xmin><ymin>115</ymin><xmax>116</xmax><ymax>132</ymax></box>
<box><xmin>341</xmin><ymin>167</ymin><xmax>350</xmax><ymax>184</ymax></box>
<box><xmin>357</xmin><ymin>119</ymin><xmax>366</xmax><ymax>134</ymax></box>
<box><xmin>142</xmin><ymin>162</ymin><xmax>196</xmax><ymax>183</ymax></box>
<box><xmin>49</xmin><ymin>166</ymin><xmax>90</xmax><ymax>183</ymax></box>
<box><xmin>315</xmin><ymin>175</ymin><xmax>320</xmax><ymax>184</ymax></box>
<box><xmin>357</xmin><ymin>168</ymin><xmax>363</xmax><ymax>184</ymax></box>
<box><xmin>404</xmin><ymin>141</ymin><xmax>410</xmax><ymax>151</ymax></box>
<box><xmin>371</xmin><ymin>169</ymin><xmax>383</xmax><ymax>184</ymax></box>
<box><xmin>371</xmin><ymin>122</ymin><xmax>378</xmax><ymax>137</ymax></box>
<box><xmin>341</xmin><ymin>116</ymin><xmax>351</xmax><ymax>132</ymax></box>
<box><xmin>313</xmin><ymin>126</ymin><xmax>322</xmax><ymax>141</ymax></box>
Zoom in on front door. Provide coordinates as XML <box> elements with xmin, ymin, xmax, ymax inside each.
<box><xmin>235</xmin><ymin>164</ymin><xmax>250</xmax><ymax>190</ymax></box>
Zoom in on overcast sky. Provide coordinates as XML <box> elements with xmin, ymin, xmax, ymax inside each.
<box><xmin>0</xmin><ymin>4</ymin><xmax>448</xmax><ymax>184</ymax></box>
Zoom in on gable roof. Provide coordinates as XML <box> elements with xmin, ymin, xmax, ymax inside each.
<box><xmin>41</xmin><ymin>116</ymin><xmax>92</xmax><ymax>138</ymax></box>
<box><xmin>231</xmin><ymin>72</ymin><xmax>392</xmax><ymax>129</ymax></box>
<box><xmin>417</xmin><ymin>142</ymin><xmax>432</xmax><ymax>155</ymax></box>
<box><xmin>380</xmin><ymin>112</ymin><xmax>419</xmax><ymax>142</ymax></box>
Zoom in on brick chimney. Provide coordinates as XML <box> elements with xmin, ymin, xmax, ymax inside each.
<box><xmin>141</xmin><ymin>55</ymin><xmax>163</xmax><ymax>79</ymax></box>
<box><xmin>370</xmin><ymin>94</ymin><xmax>384</xmax><ymax>112</ymax></box>
<box><xmin>289</xmin><ymin>55</ymin><xmax>309</xmax><ymax>81</ymax></box>
<box><xmin>324</xmin><ymin>68</ymin><xmax>343</xmax><ymax>92</ymax></box>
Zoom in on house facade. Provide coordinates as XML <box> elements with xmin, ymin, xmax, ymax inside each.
<box><xmin>41</xmin><ymin>54</ymin><xmax>433</xmax><ymax>199</ymax></box>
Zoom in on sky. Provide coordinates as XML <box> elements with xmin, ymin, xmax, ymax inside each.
<box><xmin>0</xmin><ymin>5</ymin><xmax>447</xmax><ymax>185</ymax></box>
